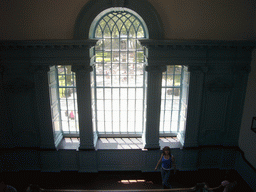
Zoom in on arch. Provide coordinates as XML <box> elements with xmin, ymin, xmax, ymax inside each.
<box><xmin>74</xmin><ymin>0</ymin><xmax>164</xmax><ymax>40</ymax></box>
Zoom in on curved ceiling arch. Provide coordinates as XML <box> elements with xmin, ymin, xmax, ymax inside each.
<box><xmin>74</xmin><ymin>0</ymin><xmax>164</xmax><ymax>40</ymax></box>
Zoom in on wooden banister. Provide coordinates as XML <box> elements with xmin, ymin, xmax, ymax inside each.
<box><xmin>41</xmin><ymin>187</ymin><xmax>206</xmax><ymax>192</ymax></box>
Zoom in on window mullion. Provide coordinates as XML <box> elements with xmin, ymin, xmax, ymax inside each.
<box><xmin>56</xmin><ymin>66</ymin><xmax>63</xmax><ymax>135</ymax></box>
<box><xmin>63</xmin><ymin>67</ymin><xmax>70</xmax><ymax>134</ymax></box>
<box><xmin>103</xmin><ymin>38</ymin><xmax>106</xmax><ymax>134</ymax></box>
<box><xmin>177</xmin><ymin>66</ymin><xmax>184</xmax><ymax>133</ymax></box>
<box><xmin>111</xmin><ymin>33</ymin><xmax>113</xmax><ymax>134</ymax></box>
<box><xmin>126</xmin><ymin>35</ymin><xmax>129</xmax><ymax>134</ymax></box>
<box><xmin>170</xmin><ymin>66</ymin><xmax>176</xmax><ymax>132</ymax></box>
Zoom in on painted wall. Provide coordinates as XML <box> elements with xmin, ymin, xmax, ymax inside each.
<box><xmin>0</xmin><ymin>0</ymin><xmax>255</xmax><ymax>40</ymax></box>
<box><xmin>239</xmin><ymin>50</ymin><xmax>256</xmax><ymax>168</ymax></box>
<box><xmin>0</xmin><ymin>0</ymin><xmax>255</xmax><ymax>180</ymax></box>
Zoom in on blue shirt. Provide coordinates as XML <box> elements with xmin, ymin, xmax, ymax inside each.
<box><xmin>162</xmin><ymin>155</ymin><xmax>172</xmax><ymax>170</ymax></box>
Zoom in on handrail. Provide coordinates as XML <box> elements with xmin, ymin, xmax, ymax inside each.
<box><xmin>40</xmin><ymin>186</ymin><xmax>214</xmax><ymax>192</ymax></box>
<box><xmin>42</xmin><ymin>189</ymin><xmax>194</xmax><ymax>192</ymax></box>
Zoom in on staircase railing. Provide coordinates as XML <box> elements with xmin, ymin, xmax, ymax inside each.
<box><xmin>40</xmin><ymin>183</ymin><xmax>215</xmax><ymax>192</ymax></box>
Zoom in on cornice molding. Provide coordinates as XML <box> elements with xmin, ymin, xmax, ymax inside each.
<box><xmin>139</xmin><ymin>39</ymin><xmax>256</xmax><ymax>50</ymax></box>
<box><xmin>188</xmin><ymin>65</ymin><xmax>208</xmax><ymax>73</ymax></box>
<box><xmin>0</xmin><ymin>39</ymin><xmax>98</xmax><ymax>50</ymax></box>
<box><xmin>145</xmin><ymin>65</ymin><xmax>166</xmax><ymax>72</ymax></box>
<box><xmin>29</xmin><ymin>65</ymin><xmax>50</xmax><ymax>74</ymax></box>
<box><xmin>72</xmin><ymin>65</ymin><xmax>93</xmax><ymax>73</ymax></box>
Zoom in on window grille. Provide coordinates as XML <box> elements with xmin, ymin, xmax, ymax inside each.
<box><xmin>57</xmin><ymin>65</ymin><xmax>79</xmax><ymax>136</ymax></box>
<box><xmin>160</xmin><ymin>65</ymin><xmax>187</xmax><ymax>135</ymax></box>
<box><xmin>90</xmin><ymin>9</ymin><xmax>148</xmax><ymax>136</ymax></box>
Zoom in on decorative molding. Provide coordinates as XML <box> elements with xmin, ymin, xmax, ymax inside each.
<box><xmin>29</xmin><ymin>65</ymin><xmax>50</xmax><ymax>74</ymax></box>
<box><xmin>145</xmin><ymin>65</ymin><xmax>166</xmax><ymax>73</ymax></box>
<box><xmin>72</xmin><ymin>65</ymin><xmax>93</xmax><ymax>73</ymax></box>
<box><xmin>139</xmin><ymin>39</ymin><xmax>256</xmax><ymax>50</ymax></box>
<box><xmin>0</xmin><ymin>40</ymin><xmax>97</xmax><ymax>50</ymax></box>
<box><xmin>188</xmin><ymin>65</ymin><xmax>208</xmax><ymax>73</ymax></box>
<box><xmin>3</xmin><ymin>77</ymin><xmax>34</xmax><ymax>93</ymax></box>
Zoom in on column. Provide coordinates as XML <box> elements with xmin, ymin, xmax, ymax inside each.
<box><xmin>32</xmin><ymin>65</ymin><xmax>56</xmax><ymax>149</ymax></box>
<box><xmin>72</xmin><ymin>65</ymin><xmax>94</xmax><ymax>150</ymax></box>
<box><xmin>183</xmin><ymin>65</ymin><xmax>207</xmax><ymax>148</ymax></box>
<box><xmin>144</xmin><ymin>65</ymin><xmax>166</xmax><ymax>149</ymax></box>
<box><xmin>0</xmin><ymin>64</ymin><xmax>14</xmax><ymax>148</ymax></box>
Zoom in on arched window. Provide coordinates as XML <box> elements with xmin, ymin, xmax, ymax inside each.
<box><xmin>90</xmin><ymin>8</ymin><xmax>148</xmax><ymax>136</ymax></box>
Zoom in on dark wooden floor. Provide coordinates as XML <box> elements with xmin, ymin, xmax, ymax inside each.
<box><xmin>0</xmin><ymin>169</ymin><xmax>253</xmax><ymax>192</ymax></box>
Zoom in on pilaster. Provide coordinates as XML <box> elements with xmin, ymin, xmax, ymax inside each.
<box><xmin>144</xmin><ymin>65</ymin><xmax>166</xmax><ymax>149</ymax></box>
<box><xmin>32</xmin><ymin>65</ymin><xmax>56</xmax><ymax>149</ymax></box>
<box><xmin>72</xmin><ymin>64</ymin><xmax>95</xmax><ymax>150</ymax></box>
<box><xmin>183</xmin><ymin>65</ymin><xmax>207</xmax><ymax>147</ymax></box>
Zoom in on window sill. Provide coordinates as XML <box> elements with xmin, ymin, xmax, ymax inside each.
<box><xmin>57</xmin><ymin>137</ymin><xmax>181</xmax><ymax>151</ymax></box>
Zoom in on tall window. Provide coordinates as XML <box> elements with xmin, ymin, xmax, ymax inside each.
<box><xmin>90</xmin><ymin>8</ymin><xmax>148</xmax><ymax>136</ymax></box>
<box><xmin>57</xmin><ymin>65</ymin><xmax>79</xmax><ymax>136</ymax></box>
<box><xmin>160</xmin><ymin>65</ymin><xmax>188</xmax><ymax>135</ymax></box>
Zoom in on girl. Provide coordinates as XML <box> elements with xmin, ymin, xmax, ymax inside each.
<box><xmin>155</xmin><ymin>146</ymin><xmax>176</xmax><ymax>189</ymax></box>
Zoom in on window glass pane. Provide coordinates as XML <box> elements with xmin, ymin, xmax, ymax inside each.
<box><xmin>174</xmin><ymin>74</ymin><xmax>181</xmax><ymax>86</ymax></box>
<box><xmin>121</xmin><ymin>100</ymin><xmax>127</xmax><ymax>110</ymax></box>
<box><xmin>105</xmin><ymin>89</ymin><xmax>111</xmax><ymax>99</ymax></box>
<box><xmin>61</xmin><ymin>121</ymin><xmax>69</xmax><ymax>132</ymax></box>
<box><xmin>128</xmin><ymin>111</ymin><xmax>135</xmax><ymax>122</ymax></box>
<box><xmin>112</xmin><ymin>76</ymin><xmax>119</xmax><ymax>86</ymax></box>
<box><xmin>128</xmin><ymin>100</ymin><xmax>135</xmax><ymax>110</ymax></box>
<box><xmin>112</xmin><ymin>88</ymin><xmax>119</xmax><ymax>99</ymax></box>
<box><xmin>136</xmin><ymin>89</ymin><xmax>143</xmax><ymax>99</ymax></box>
<box><xmin>96</xmin><ymin>76</ymin><xmax>103</xmax><ymax>86</ymax></box>
<box><xmin>96</xmin><ymin>64</ymin><xmax>103</xmax><ymax>75</ymax></box>
<box><xmin>105</xmin><ymin>100</ymin><xmax>111</xmax><ymax>109</ymax></box>
<box><xmin>129</xmin><ymin>76</ymin><xmax>135</xmax><ymax>86</ymax></box>
<box><xmin>136</xmin><ymin>75</ymin><xmax>143</xmax><ymax>86</ymax></box>
<box><xmin>166</xmin><ymin>75</ymin><xmax>174</xmax><ymax>86</ymax></box>
<box><xmin>96</xmin><ymin>51</ymin><xmax>104</xmax><ymax>63</ymax></box>
<box><xmin>97</xmin><ymin>100</ymin><xmax>104</xmax><ymax>110</ymax></box>
<box><xmin>137</xmin><ymin>51</ymin><xmax>144</xmax><ymax>63</ymax></box>
<box><xmin>128</xmin><ymin>88</ymin><xmax>135</xmax><ymax>99</ymax></box>
<box><xmin>173</xmin><ymin>99</ymin><xmax>180</xmax><ymax>110</ymax></box>
<box><xmin>120</xmin><ymin>88</ymin><xmax>127</xmax><ymax>99</ymax></box>
<box><xmin>136</xmin><ymin>100</ymin><xmax>143</xmax><ymax>110</ymax></box>
<box><xmin>113</xmin><ymin>121</ymin><xmax>120</xmax><ymax>132</ymax></box>
<box><xmin>97</xmin><ymin>111</ymin><xmax>104</xmax><ymax>120</ymax></box>
<box><xmin>105</xmin><ymin>111</ymin><xmax>112</xmax><ymax>121</ymax></box>
<box><xmin>98</xmin><ymin>122</ymin><xmax>104</xmax><ymax>132</ymax></box>
<box><xmin>97</xmin><ymin>88</ymin><xmax>103</xmax><ymax>99</ymax></box>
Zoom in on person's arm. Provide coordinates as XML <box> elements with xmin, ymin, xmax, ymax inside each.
<box><xmin>155</xmin><ymin>154</ymin><xmax>163</xmax><ymax>171</ymax></box>
<box><xmin>171</xmin><ymin>155</ymin><xmax>176</xmax><ymax>173</ymax></box>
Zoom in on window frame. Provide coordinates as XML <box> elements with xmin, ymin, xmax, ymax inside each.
<box><xmin>90</xmin><ymin>8</ymin><xmax>149</xmax><ymax>137</ymax></box>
